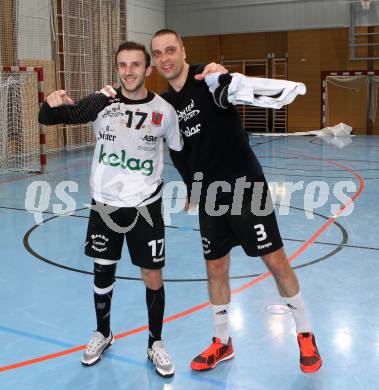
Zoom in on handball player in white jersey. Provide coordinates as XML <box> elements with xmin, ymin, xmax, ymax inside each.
<box><xmin>39</xmin><ymin>41</ymin><xmax>183</xmax><ymax>377</ymax></box>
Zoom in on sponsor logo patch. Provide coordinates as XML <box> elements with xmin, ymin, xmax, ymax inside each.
<box><xmin>152</xmin><ymin>112</ymin><xmax>163</xmax><ymax>126</ymax></box>
<box><xmin>98</xmin><ymin>144</ymin><xmax>153</xmax><ymax>176</ymax></box>
<box><xmin>91</xmin><ymin>234</ymin><xmax>109</xmax><ymax>252</ymax></box>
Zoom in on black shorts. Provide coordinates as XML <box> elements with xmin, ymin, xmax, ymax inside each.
<box><xmin>199</xmin><ymin>179</ymin><xmax>283</xmax><ymax>260</ymax></box>
<box><xmin>84</xmin><ymin>198</ymin><xmax>165</xmax><ymax>269</ymax></box>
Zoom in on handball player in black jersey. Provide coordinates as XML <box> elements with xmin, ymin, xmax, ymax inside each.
<box><xmin>151</xmin><ymin>29</ymin><xmax>322</xmax><ymax>374</ymax></box>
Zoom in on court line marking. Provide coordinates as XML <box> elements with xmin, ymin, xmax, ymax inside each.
<box><xmin>0</xmin><ymin>326</ymin><xmax>231</xmax><ymax>388</ymax></box>
<box><xmin>4</xmin><ymin>205</ymin><xmax>378</xmax><ymax>251</ymax></box>
<box><xmin>21</xmin><ymin>202</ymin><xmax>348</xmax><ymax>282</ymax></box>
<box><xmin>0</xmin><ymin>158</ymin><xmax>364</xmax><ymax>373</ymax></box>
<box><xmin>0</xmin><ymin>161</ymin><xmax>91</xmax><ymax>185</ymax></box>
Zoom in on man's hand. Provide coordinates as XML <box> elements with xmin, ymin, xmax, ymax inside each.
<box><xmin>99</xmin><ymin>85</ymin><xmax>117</xmax><ymax>98</ymax></box>
<box><xmin>46</xmin><ymin>90</ymin><xmax>75</xmax><ymax>108</ymax></box>
<box><xmin>183</xmin><ymin>196</ymin><xmax>190</xmax><ymax>212</ymax></box>
<box><xmin>194</xmin><ymin>62</ymin><xmax>228</xmax><ymax>80</ymax></box>
<box><xmin>183</xmin><ymin>196</ymin><xmax>199</xmax><ymax>212</ymax></box>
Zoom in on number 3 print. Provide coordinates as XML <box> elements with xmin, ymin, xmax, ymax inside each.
<box><xmin>253</xmin><ymin>224</ymin><xmax>267</xmax><ymax>242</ymax></box>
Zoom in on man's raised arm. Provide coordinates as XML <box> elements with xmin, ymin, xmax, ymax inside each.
<box><xmin>38</xmin><ymin>88</ymin><xmax>113</xmax><ymax>126</ymax></box>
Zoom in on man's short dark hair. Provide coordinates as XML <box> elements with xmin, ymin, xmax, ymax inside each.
<box><xmin>115</xmin><ymin>41</ymin><xmax>151</xmax><ymax>68</ymax></box>
<box><xmin>151</xmin><ymin>29</ymin><xmax>184</xmax><ymax>50</ymax></box>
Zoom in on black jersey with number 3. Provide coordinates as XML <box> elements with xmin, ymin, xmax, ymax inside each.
<box><xmin>163</xmin><ymin>64</ymin><xmax>263</xmax><ymax>199</ymax></box>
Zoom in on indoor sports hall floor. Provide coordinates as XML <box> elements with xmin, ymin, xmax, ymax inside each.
<box><xmin>1</xmin><ymin>135</ymin><xmax>378</xmax><ymax>390</ymax></box>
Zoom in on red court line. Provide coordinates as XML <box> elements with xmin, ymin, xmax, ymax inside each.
<box><xmin>0</xmin><ymin>158</ymin><xmax>364</xmax><ymax>373</ymax></box>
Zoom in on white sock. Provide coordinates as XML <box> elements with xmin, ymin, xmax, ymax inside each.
<box><xmin>283</xmin><ymin>291</ymin><xmax>312</xmax><ymax>334</ymax></box>
<box><xmin>211</xmin><ymin>303</ymin><xmax>230</xmax><ymax>344</ymax></box>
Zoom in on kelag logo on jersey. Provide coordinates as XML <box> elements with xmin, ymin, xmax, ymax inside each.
<box><xmin>98</xmin><ymin>144</ymin><xmax>153</xmax><ymax>176</ymax></box>
<box><xmin>183</xmin><ymin>123</ymin><xmax>201</xmax><ymax>137</ymax></box>
<box><xmin>151</xmin><ymin>112</ymin><xmax>163</xmax><ymax>126</ymax></box>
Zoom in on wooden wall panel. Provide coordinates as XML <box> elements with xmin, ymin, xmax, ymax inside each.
<box><xmin>145</xmin><ymin>66</ymin><xmax>168</xmax><ymax>95</ymax></box>
<box><xmin>156</xmin><ymin>73</ymin><xmax>169</xmax><ymax>94</ymax></box>
<box><xmin>0</xmin><ymin>0</ymin><xmax>16</xmax><ymax>65</ymax></box>
<box><xmin>288</xmin><ymin>30</ymin><xmax>321</xmax><ymax>132</ymax></box>
<box><xmin>145</xmin><ymin>67</ymin><xmax>158</xmax><ymax>91</ymax></box>
<box><xmin>219</xmin><ymin>32</ymin><xmax>287</xmax><ymax>60</ymax></box>
<box><xmin>266</xmin><ymin>32</ymin><xmax>287</xmax><ymax>59</ymax></box>
<box><xmin>320</xmin><ymin>29</ymin><xmax>350</xmax><ymax>71</ymax></box>
<box><xmin>373</xmin><ymin>26</ymin><xmax>379</xmax><ymax>69</ymax></box>
<box><xmin>182</xmin><ymin>35</ymin><xmax>220</xmax><ymax>64</ymax></box>
<box><xmin>372</xmin><ymin>81</ymin><xmax>379</xmax><ymax>135</ymax></box>
<box><xmin>220</xmin><ymin>33</ymin><xmax>267</xmax><ymax>60</ymax></box>
<box><xmin>320</xmin><ymin>28</ymin><xmax>368</xmax><ymax>71</ymax></box>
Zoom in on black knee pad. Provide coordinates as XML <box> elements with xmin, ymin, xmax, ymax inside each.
<box><xmin>94</xmin><ymin>262</ymin><xmax>117</xmax><ymax>289</ymax></box>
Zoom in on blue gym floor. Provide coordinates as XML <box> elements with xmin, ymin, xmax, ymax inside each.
<box><xmin>1</xmin><ymin>135</ymin><xmax>378</xmax><ymax>389</ymax></box>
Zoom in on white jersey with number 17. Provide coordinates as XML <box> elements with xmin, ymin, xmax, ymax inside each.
<box><xmin>89</xmin><ymin>90</ymin><xmax>182</xmax><ymax>207</ymax></box>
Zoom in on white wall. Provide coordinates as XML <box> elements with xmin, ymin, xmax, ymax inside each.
<box><xmin>165</xmin><ymin>0</ymin><xmax>379</xmax><ymax>36</ymax></box>
<box><xmin>18</xmin><ymin>0</ymin><xmax>52</xmax><ymax>60</ymax></box>
<box><xmin>127</xmin><ymin>0</ymin><xmax>165</xmax><ymax>49</ymax></box>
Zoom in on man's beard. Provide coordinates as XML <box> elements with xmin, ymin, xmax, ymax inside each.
<box><xmin>120</xmin><ymin>76</ymin><xmax>144</xmax><ymax>92</ymax></box>
<box><xmin>161</xmin><ymin>62</ymin><xmax>183</xmax><ymax>81</ymax></box>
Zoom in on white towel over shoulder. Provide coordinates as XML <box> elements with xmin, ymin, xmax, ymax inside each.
<box><xmin>205</xmin><ymin>72</ymin><xmax>306</xmax><ymax>109</ymax></box>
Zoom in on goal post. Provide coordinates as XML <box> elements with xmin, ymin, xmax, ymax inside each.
<box><xmin>0</xmin><ymin>66</ymin><xmax>46</xmax><ymax>174</ymax></box>
<box><xmin>321</xmin><ymin>70</ymin><xmax>379</xmax><ymax>133</ymax></box>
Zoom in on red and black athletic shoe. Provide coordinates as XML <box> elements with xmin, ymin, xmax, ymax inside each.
<box><xmin>191</xmin><ymin>337</ymin><xmax>234</xmax><ymax>371</ymax></box>
<box><xmin>297</xmin><ymin>332</ymin><xmax>322</xmax><ymax>373</ymax></box>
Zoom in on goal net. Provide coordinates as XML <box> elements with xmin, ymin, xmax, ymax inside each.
<box><xmin>323</xmin><ymin>73</ymin><xmax>379</xmax><ymax>134</ymax></box>
<box><xmin>0</xmin><ymin>67</ymin><xmax>45</xmax><ymax>174</ymax></box>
